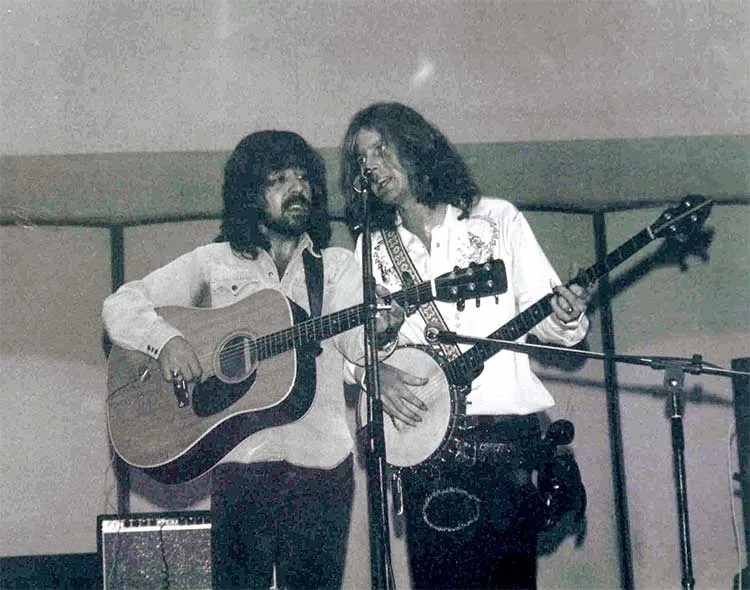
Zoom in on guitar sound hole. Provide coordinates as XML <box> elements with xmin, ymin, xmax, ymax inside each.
<box><xmin>217</xmin><ymin>334</ymin><xmax>256</xmax><ymax>383</ymax></box>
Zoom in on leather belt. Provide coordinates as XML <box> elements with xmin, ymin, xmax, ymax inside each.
<box><xmin>463</xmin><ymin>414</ymin><xmax>541</xmax><ymax>440</ymax></box>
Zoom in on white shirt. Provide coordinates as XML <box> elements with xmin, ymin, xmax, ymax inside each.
<box><xmin>354</xmin><ymin>197</ymin><xmax>589</xmax><ymax>415</ymax></box>
<box><xmin>102</xmin><ymin>237</ymin><xmax>363</xmax><ymax>469</ymax></box>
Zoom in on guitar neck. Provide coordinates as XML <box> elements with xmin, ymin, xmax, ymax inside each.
<box><xmin>252</xmin><ymin>282</ymin><xmax>435</xmax><ymax>361</ymax></box>
<box><xmin>456</xmin><ymin>226</ymin><xmax>655</xmax><ymax>372</ymax></box>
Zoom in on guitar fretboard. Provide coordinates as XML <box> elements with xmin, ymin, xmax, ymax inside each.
<box><xmin>251</xmin><ymin>282</ymin><xmax>436</xmax><ymax>360</ymax></box>
<box><xmin>449</xmin><ymin>227</ymin><xmax>654</xmax><ymax>378</ymax></box>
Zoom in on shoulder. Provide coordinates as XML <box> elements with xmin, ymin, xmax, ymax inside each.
<box><xmin>190</xmin><ymin>242</ymin><xmax>265</xmax><ymax>270</ymax></box>
<box><xmin>470</xmin><ymin>196</ymin><xmax>520</xmax><ymax>220</ymax></box>
<box><xmin>194</xmin><ymin>242</ymin><xmax>233</xmax><ymax>255</ymax></box>
<box><xmin>192</xmin><ymin>241</ymin><xmax>237</xmax><ymax>261</ymax></box>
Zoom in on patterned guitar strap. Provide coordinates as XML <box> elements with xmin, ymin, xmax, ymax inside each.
<box><xmin>381</xmin><ymin>228</ymin><xmax>483</xmax><ymax>532</ymax></box>
<box><xmin>380</xmin><ymin>228</ymin><xmax>462</xmax><ymax>363</ymax></box>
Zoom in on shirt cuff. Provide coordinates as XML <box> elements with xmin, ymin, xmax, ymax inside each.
<box><xmin>549</xmin><ymin>313</ymin><xmax>590</xmax><ymax>344</ymax></box>
<box><xmin>143</xmin><ymin>319</ymin><xmax>184</xmax><ymax>359</ymax></box>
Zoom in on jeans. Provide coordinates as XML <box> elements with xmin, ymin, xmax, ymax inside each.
<box><xmin>401</xmin><ymin>416</ymin><xmax>543</xmax><ymax>590</ymax></box>
<box><xmin>211</xmin><ymin>456</ymin><xmax>354</xmax><ymax>590</ymax></box>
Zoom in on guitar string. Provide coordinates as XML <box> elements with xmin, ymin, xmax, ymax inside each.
<box><xmin>197</xmin><ymin>221</ymin><xmax>648</xmax><ymax>378</ymax></box>
<box><xmin>181</xmin><ymin>282</ymin><xmax>437</xmax><ymax>368</ymax></box>
<box><xmin>175</xmin><ymin>271</ymin><xmax>501</xmax><ymax>370</ymax></box>
<box><xmin>451</xmin><ymin>227</ymin><xmax>655</xmax><ymax>379</ymax></box>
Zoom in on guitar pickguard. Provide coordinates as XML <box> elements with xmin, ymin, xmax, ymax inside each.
<box><xmin>192</xmin><ymin>372</ymin><xmax>258</xmax><ymax>417</ymax></box>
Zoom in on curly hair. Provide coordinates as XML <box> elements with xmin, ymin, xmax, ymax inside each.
<box><xmin>217</xmin><ymin>130</ymin><xmax>331</xmax><ymax>257</ymax></box>
<box><xmin>340</xmin><ymin>102</ymin><xmax>479</xmax><ymax>232</ymax></box>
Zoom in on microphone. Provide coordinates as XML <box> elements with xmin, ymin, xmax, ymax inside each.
<box><xmin>352</xmin><ymin>157</ymin><xmax>375</xmax><ymax>197</ymax></box>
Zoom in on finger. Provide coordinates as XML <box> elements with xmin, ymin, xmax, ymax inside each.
<box><xmin>389</xmin><ymin>305</ymin><xmax>405</xmax><ymax>327</ymax></box>
<box><xmin>569</xmin><ymin>283</ymin><xmax>592</xmax><ymax>304</ymax></box>
<box><xmin>401</xmin><ymin>372</ymin><xmax>429</xmax><ymax>387</ymax></box>
<box><xmin>189</xmin><ymin>359</ymin><xmax>203</xmax><ymax>382</ymax></box>
<box><xmin>558</xmin><ymin>285</ymin><xmax>585</xmax><ymax>312</ymax></box>
<box><xmin>181</xmin><ymin>365</ymin><xmax>196</xmax><ymax>383</ymax></box>
<box><xmin>390</xmin><ymin>414</ymin><xmax>410</xmax><ymax>432</ymax></box>
<box><xmin>402</xmin><ymin>394</ymin><xmax>429</xmax><ymax>412</ymax></box>
<box><xmin>374</xmin><ymin>284</ymin><xmax>391</xmax><ymax>298</ymax></box>
<box><xmin>550</xmin><ymin>291</ymin><xmax>577</xmax><ymax>322</ymax></box>
<box><xmin>391</xmin><ymin>381</ymin><xmax>428</xmax><ymax>419</ymax></box>
<box><xmin>394</xmin><ymin>405</ymin><xmax>422</xmax><ymax>426</ymax></box>
<box><xmin>159</xmin><ymin>357</ymin><xmax>176</xmax><ymax>381</ymax></box>
<box><xmin>374</xmin><ymin>313</ymin><xmax>389</xmax><ymax>335</ymax></box>
<box><xmin>160</xmin><ymin>365</ymin><xmax>174</xmax><ymax>382</ymax></box>
<box><xmin>388</xmin><ymin>365</ymin><xmax>429</xmax><ymax>387</ymax></box>
<box><xmin>552</xmin><ymin>286</ymin><xmax>575</xmax><ymax>314</ymax></box>
<box><xmin>383</xmin><ymin>398</ymin><xmax>421</xmax><ymax>427</ymax></box>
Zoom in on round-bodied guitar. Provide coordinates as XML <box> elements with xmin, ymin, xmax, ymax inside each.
<box><xmin>360</xmin><ymin>195</ymin><xmax>713</xmax><ymax>470</ymax></box>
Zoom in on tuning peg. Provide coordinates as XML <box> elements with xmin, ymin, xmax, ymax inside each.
<box><xmin>476</xmin><ymin>298</ymin><xmax>481</xmax><ymax>307</ymax></box>
<box><xmin>495</xmin><ymin>295</ymin><xmax>499</xmax><ymax>304</ymax></box>
<box><xmin>457</xmin><ymin>299</ymin><xmax>465</xmax><ymax>312</ymax></box>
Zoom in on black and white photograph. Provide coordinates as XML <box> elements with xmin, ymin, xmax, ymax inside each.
<box><xmin>1</xmin><ymin>2</ymin><xmax>748</xmax><ymax>589</ymax></box>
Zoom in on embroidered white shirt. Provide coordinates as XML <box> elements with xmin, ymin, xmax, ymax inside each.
<box><xmin>354</xmin><ymin>198</ymin><xmax>589</xmax><ymax>416</ymax></box>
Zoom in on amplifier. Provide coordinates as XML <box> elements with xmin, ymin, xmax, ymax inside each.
<box><xmin>97</xmin><ymin>511</ymin><xmax>211</xmax><ymax>590</ymax></box>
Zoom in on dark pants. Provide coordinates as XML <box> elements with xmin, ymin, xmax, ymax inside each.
<box><xmin>211</xmin><ymin>456</ymin><xmax>354</xmax><ymax>590</ymax></box>
<box><xmin>401</xmin><ymin>416</ymin><xmax>544</xmax><ymax>590</ymax></box>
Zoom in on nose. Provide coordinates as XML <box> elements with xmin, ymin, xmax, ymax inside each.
<box><xmin>359</xmin><ymin>153</ymin><xmax>380</xmax><ymax>173</ymax></box>
<box><xmin>288</xmin><ymin>175</ymin><xmax>306</xmax><ymax>196</ymax></box>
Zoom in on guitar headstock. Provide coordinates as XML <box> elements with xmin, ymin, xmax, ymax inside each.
<box><xmin>650</xmin><ymin>194</ymin><xmax>713</xmax><ymax>244</ymax></box>
<box><xmin>433</xmin><ymin>258</ymin><xmax>507</xmax><ymax>308</ymax></box>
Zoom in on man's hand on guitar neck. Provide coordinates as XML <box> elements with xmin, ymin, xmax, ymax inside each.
<box><xmin>158</xmin><ymin>336</ymin><xmax>203</xmax><ymax>383</ymax></box>
<box><xmin>550</xmin><ymin>283</ymin><xmax>592</xmax><ymax>325</ymax></box>
<box><xmin>373</xmin><ymin>284</ymin><xmax>405</xmax><ymax>350</ymax></box>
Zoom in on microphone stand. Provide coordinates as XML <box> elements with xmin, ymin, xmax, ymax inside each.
<box><xmin>429</xmin><ymin>330</ymin><xmax>749</xmax><ymax>590</ymax></box>
<box><xmin>355</xmin><ymin>169</ymin><xmax>395</xmax><ymax>590</ymax></box>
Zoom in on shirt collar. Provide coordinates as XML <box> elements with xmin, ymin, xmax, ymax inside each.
<box><xmin>394</xmin><ymin>204</ymin><xmax>458</xmax><ymax>231</ymax></box>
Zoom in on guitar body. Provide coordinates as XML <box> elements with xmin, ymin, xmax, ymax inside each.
<box><xmin>107</xmin><ymin>289</ymin><xmax>315</xmax><ymax>484</ymax></box>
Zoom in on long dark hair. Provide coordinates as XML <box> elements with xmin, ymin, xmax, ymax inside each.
<box><xmin>340</xmin><ymin>102</ymin><xmax>479</xmax><ymax>231</ymax></box>
<box><xmin>217</xmin><ymin>130</ymin><xmax>331</xmax><ymax>257</ymax></box>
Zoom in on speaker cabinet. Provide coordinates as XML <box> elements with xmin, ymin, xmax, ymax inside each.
<box><xmin>97</xmin><ymin>511</ymin><xmax>211</xmax><ymax>590</ymax></box>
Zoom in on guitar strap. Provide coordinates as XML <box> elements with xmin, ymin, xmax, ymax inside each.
<box><xmin>302</xmin><ymin>248</ymin><xmax>324</xmax><ymax>317</ymax></box>
<box><xmin>380</xmin><ymin>228</ymin><xmax>462</xmax><ymax>362</ymax></box>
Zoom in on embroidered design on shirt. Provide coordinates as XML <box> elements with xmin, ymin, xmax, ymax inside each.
<box><xmin>453</xmin><ymin>216</ymin><xmax>499</xmax><ymax>268</ymax></box>
<box><xmin>372</xmin><ymin>240</ymin><xmax>400</xmax><ymax>288</ymax></box>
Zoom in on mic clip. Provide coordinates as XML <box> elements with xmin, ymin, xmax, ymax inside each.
<box><xmin>424</xmin><ymin>325</ymin><xmax>440</xmax><ymax>343</ymax></box>
<box><xmin>424</xmin><ymin>326</ymin><xmax>457</xmax><ymax>344</ymax></box>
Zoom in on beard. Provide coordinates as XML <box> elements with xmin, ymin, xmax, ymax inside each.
<box><xmin>261</xmin><ymin>198</ymin><xmax>312</xmax><ymax>237</ymax></box>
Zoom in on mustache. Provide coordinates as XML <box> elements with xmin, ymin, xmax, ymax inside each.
<box><xmin>283</xmin><ymin>194</ymin><xmax>312</xmax><ymax>210</ymax></box>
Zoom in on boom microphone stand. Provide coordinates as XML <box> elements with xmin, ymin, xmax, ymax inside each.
<box><xmin>427</xmin><ymin>329</ymin><xmax>749</xmax><ymax>590</ymax></box>
<box><xmin>354</xmin><ymin>167</ymin><xmax>396</xmax><ymax>590</ymax></box>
